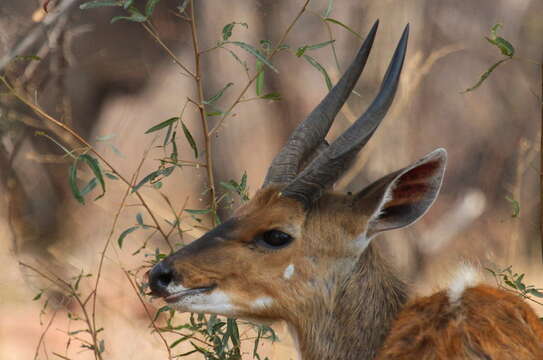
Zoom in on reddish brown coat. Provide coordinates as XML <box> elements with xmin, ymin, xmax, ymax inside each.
<box><xmin>377</xmin><ymin>285</ymin><xmax>543</xmax><ymax>360</ymax></box>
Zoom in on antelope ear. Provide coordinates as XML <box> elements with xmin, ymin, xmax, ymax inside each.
<box><xmin>354</xmin><ymin>148</ymin><xmax>447</xmax><ymax>239</ymax></box>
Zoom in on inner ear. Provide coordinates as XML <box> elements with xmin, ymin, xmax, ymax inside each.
<box><xmin>355</xmin><ymin>148</ymin><xmax>447</xmax><ymax>238</ymax></box>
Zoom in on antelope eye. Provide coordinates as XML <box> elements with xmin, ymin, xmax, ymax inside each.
<box><xmin>257</xmin><ymin>230</ymin><xmax>293</xmax><ymax>249</ymax></box>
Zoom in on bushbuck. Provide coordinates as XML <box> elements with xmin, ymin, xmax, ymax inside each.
<box><xmin>148</xmin><ymin>21</ymin><xmax>543</xmax><ymax>360</ymax></box>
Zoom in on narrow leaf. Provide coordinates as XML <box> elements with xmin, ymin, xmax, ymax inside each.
<box><xmin>111</xmin><ymin>8</ymin><xmax>147</xmax><ymax>23</ymax></box>
<box><xmin>69</xmin><ymin>160</ymin><xmax>85</xmax><ymax>205</ymax></box>
<box><xmin>132</xmin><ymin>166</ymin><xmax>175</xmax><ymax>193</ymax></box>
<box><xmin>145</xmin><ymin>117</ymin><xmax>178</xmax><ymax>134</ymax></box>
<box><xmin>224</xmin><ymin>41</ymin><xmax>278</xmax><ymax>73</ymax></box>
<box><xmin>145</xmin><ymin>0</ymin><xmax>161</xmax><ymax>17</ymax></box>
<box><xmin>136</xmin><ymin>213</ymin><xmax>144</xmax><ymax>227</ymax></box>
<box><xmin>462</xmin><ymin>58</ymin><xmax>510</xmax><ymax>93</ymax></box>
<box><xmin>118</xmin><ymin>226</ymin><xmax>139</xmax><ymax>248</ymax></box>
<box><xmin>79</xmin><ymin>154</ymin><xmax>105</xmax><ymax>200</ymax></box>
<box><xmin>204</xmin><ymin>82</ymin><xmax>234</xmax><ymax>105</ymax></box>
<box><xmin>181</xmin><ymin>122</ymin><xmax>198</xmax><ymax>158</ymax></box>
<box><xmin>123</xmin><ymin>0</ymin><xmax>134</xmax><ymax>9</ymax></box>
<box><xmin>222</xmin><ymin>22</ymin><xmax>248</xmax><ymax>41</ymax></box>
<box><xmin>255</xmin><ymin>61</ymin><xmax>264</xmax><ymax>96</ymax></box>
<box><xmin>324</xmin><ymin>18</ymin><xmax>363</xmax><ymax>39</ymax></box>
<box><xmin>185</xmin><ymin>208</ymin><xmax>212</xmax><ymax>215</ymax></box>
<box><xmin>323</xmin><ymin>0</ymin><xmax>334</xmax><ymax>17</ymax></box>
<box><xmin>303</xmin><ymin>54</ymin><xmax>333</xmax><ymax>90</ymax></box>
<box><xmin>80</xmin><ymin>177</ymin><xmax>98</xmax><ymax>197</ymax></box>
<box><xmin>80</xmin><ymin>1</ymin><xmax>121</xmax><ymax>10</ymax></box>
<box><xmin>260</xmin><ymin>92</ymin><xmax>281</xmax><ymax>100</ymax></box>
<box><xmin>296</xmin><ymin>40</ymin><xmax>335</xmax><ymax>57</ymax></box>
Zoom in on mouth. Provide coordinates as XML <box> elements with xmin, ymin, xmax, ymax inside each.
<box><xmin>164</xmin><ymin>285</ymin><xmax>216</xmax><ymax>303</ymax></box>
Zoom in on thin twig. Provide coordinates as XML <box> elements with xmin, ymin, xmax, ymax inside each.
<box><xmin>0</xmin><ymin>76</ymin><xmax>173</xmax><ymax>250</ymax></box>
<box><xmin>208</xmin><ymin>0</ymin><xmax>311</xmax><ymax>137</ymax></box>
<box><xmin>0</xmin><ymin>0</ymin><xmax>79</xmax><ymax>71</ymax></box>
<box><xmin>123</xmin><ymin>270</ymin><xmax>173</xmax><ymax>360</ymax></box>
<box><xmin>34</xmin><ymin>307</ymin><xmax>60</xmax><ymax>360</ymax></box>
<box><xmin>20</xmin><ymin>262</ymin><xmax>103</xmax><ymax>360</ymax></box>
<box><xmin>142</xmin><ymin>22</ymin><xmax>196</xmax><ymax>79</ymax></box>
<box><xmin>189</xmin><ymin>0</ymin><xmax>218</xmax><ymax>226</ymax></box>
<box><xmin>90</xmin><ymin>140</ymin><xmax>155</xmax><ymax>351</ymax></box>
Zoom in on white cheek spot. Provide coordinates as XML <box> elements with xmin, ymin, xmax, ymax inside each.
<box><xmin>252</xmin><ymin>296</ymin><xmax>274</xmax><ymax>309</ymax></box>
<box><xmin>283</xmin><ymin>264</ymin><xmax>295</xmax><ymax>279</ymax></box>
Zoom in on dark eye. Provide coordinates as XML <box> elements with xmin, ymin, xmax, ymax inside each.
<box><xmin>256</xmin><ymin>230</ymin><xmax>293</xmax><ymax>249</ymax></box>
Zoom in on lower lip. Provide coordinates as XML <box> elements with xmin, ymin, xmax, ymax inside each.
<box><xmin>164</xmin><ymin>286</ymin><xmax>215</xmax><ymax>303</ymax></box>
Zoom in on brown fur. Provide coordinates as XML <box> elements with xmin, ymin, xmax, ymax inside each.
<box><xmin>377</xmin><ymin>285</ymin><xmax>543</xmax><ymax>360</ymax></box>
<box><xmin>154</xmin><ymin>153</ymin><xmax>543</xmax><ymax>360</ymax></box>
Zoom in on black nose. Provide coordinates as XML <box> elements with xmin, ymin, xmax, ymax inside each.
<box><xmin>148</xmin><ymin>261</ymin><xmax>175</xmax><ymax>297</ymax></box>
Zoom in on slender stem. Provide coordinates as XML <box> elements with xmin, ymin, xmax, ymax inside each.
<box><xmin>20</xmin><ymin>262</ymin><xmax>103</xmax><ymax>360</ymax></box>
<box><xmin>189</xmin><ymin>0</ymin><xmax>218</xmax><ymax>226</ymax></box>
<box><xmin>142</xmin><ymin>22</ymin><xmax>196</xmax><ymax>79</ymax></box>
<box><xmin>123</xmin><ymin>270</ymin><xmax>173</xmax><ymax>360</ymax></box>
<box><xmin>0</xmin><ymin>76</ymin><xmax>172</xmax><ymax>250</ymax></box>
<box><xmin>208</xmin><ymin>0</ymin><xmax>311</xmax><ymax>137</ymax></box>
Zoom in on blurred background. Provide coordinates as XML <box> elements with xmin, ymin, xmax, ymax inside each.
<box><xmin>1</xmin><ymin>0</ymin><xmax>542</xmax><ymax>359</ymax></box>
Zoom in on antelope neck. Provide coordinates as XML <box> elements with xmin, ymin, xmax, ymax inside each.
<box><xmin>287</xmin><ymin>245</ymin><xmax>408</xmax><ymax>360</ymax></box>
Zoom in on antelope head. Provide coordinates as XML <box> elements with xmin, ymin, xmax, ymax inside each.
<box><xmin>148</xmin><ymin>22</ymin><xmax>446</xmax><ymax>329</ymax></box>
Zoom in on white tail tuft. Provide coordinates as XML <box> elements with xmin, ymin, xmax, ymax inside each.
<box><xmin>447</xmin><ymin>264</ymin><xmax>479</xmax><ymax>305</ymax></box>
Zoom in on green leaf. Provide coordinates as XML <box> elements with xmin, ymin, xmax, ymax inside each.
<box><xmin>528</xmin><ymin>288</ymin><xmax>543</xmax><ymax>298</ymax></box>
<box><xmin>79</xmin><ymin>154</ymin><xmax>105</xmax><ymax>200</ymax></box>
<box><xmin>181</xmin><ymin>121</ymin><xmax>198</xmax><ymax>158</ymax></box>
<box><xmin>145</xmin><ymin>0</ymin><xmax>161</xmax><ymax>17</ymax></box>
<box><xmin>224</xmin><ymin>41</ymin><xmax>279</xmax><ymax>73</ymax></box>
<box><xmin>14</xmin><ymin>55</ymin><xmax>42</xmax><ymax>62</ymax></box>
<box><xmin>505</xmin><ymin>195</ymin><xmax>520</xmax><ymax>217</ymax></box>
<box><xmin>222</xmin><ymin>22</ymin><xmax>248</xmax><ymax>41</ymax></box>
<box><xmin>185</xmin><ymin>208</ymin><xmax>212</xmax><ymax>215</ymax></box>
<box><xmin>222</xmin><ymin>23</ymin><xmax>235</xmax><ymax>41</ymax></box>
<box><xmin>145</xmin><ymin>117</ymin><xmax>179</xmax><ymax>134</ymax></box>
<box><xmin>323</xmin><ymin>0</ymin><xmax>334</xmax><ymax>17</ymax></box>
<box><xmin>153</xmin><ymin>305</ymin><xmax>171</xmax><ymax>321</ymax></box>
<box><xmin>485</xmin><ymin>24</ymin><xmax>514</xmax><ymax>57</ymax></box>
<box><xmin>256</xmin><ymin>61</ymin><xmax>264</xmax><ymax>96</ymax></box>
<box><xmin>220</xmin><ymin>181</ymin><xmax>238</xmax><ymax>193</ymax></box>
<box><xmin>132</xmin><ymin>166</ymin><xmax>175</xmax><ymax>192</ymax></box>
<box><xmin>461</xmin><ymin>58</ymin><xmax>511</xmax><ymax>93</ymax></box>
<box><xmin>105</xmin><ymin>172</ymin><xmax>119</xmax><ymax>180</ymax></box>
<box><xmin>80</xmin><ymin>0</ymin><xmax>121</xmax><ymax>10</ymax></box>
<box><xmin>33</xmin><ymin>291</ymin><xmax>43</xmax><ymax>301</ymax></box>
<box><xmin>296</xmin><ymin>40</ymin><xmax>335</xmax><ymax>57</ymax></box>
<box><xmin>204</xmin><ymin>83</ymin><xmax>234</xmax><ymax>105</ymax></box>
<box><xmin>80</xmin><ymin>177</ymin><xmax>98</xmax><ymax>197</ymax></box>
<box><xmin>485</xmin><ymin>36</ymin><xmax>515</xmax><ymax>57</ymax></box>
<box><xmin>260</xmin><ymin>92</ymin><xmax>281</xmax><ymax>101</ymax></box>
<box><xmin>303</xmin><ymin>54</ymin><xmax>333</xmax><ymax>90</ymax></box>
<box><xmin>111</xmin><ymin>8</ymin><xmax>147</xmax><ymax>23</ymax></box>
<box><xmin>118</xmin><ymin>226</ymin><xmax>139</xmax><ymax>248</ymax></box>
<box><xmin>239</xmin><ymin>171</ymin><xmax>247</xmax><ymax>191</ymax></box>
<box><xmin>136</xmin><ymin>213</ymin><xmax>144</xmax><ymax>227</ymax></box>
<box><xmin>69</xmin><ymin>160</ymin><xmax>85</xmax><ymax>205</ymax></box>
<box><xmin>324</xmin><ymin>18</ymin><xmax>362</xmax><ymax>39</ymax></box>
<box><xmin>163</xmin><ymin>123</ymin><xmax>173</xmax><ymax>146</ymax></box>
<box><xmin>123</xmin><ymin>0</ymin><xmax>134</xmax><ymax>9</ymax></box>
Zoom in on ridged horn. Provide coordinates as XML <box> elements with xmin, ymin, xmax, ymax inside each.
<box><xmin>263</xmin><ymin>20</ymin><xmax>380</xmax><ymax>186</ymax></box>
<box><xmin>281</xmin><ymin>24</ymin><xmax>409</xmax><ymax>207</ymax></box>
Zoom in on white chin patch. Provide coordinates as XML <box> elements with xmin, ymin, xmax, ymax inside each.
<box><xmin>167</xmin><ymin>284</ymin><xmax>236</xmax><ymax>316</ymax></box>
